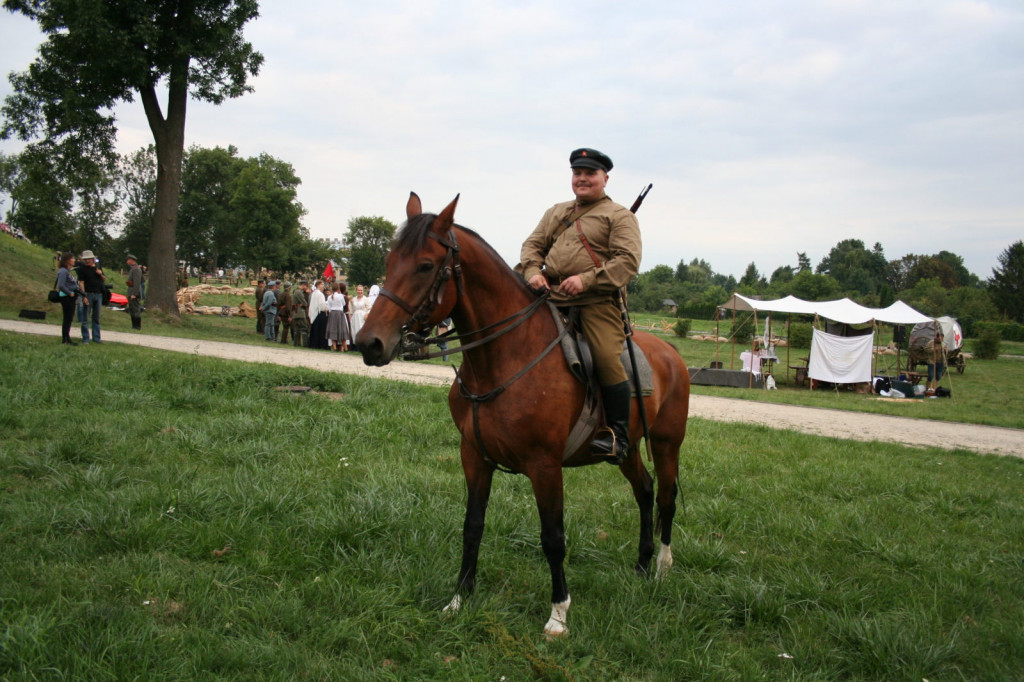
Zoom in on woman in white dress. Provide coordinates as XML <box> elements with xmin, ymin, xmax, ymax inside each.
<box><xmin>349</xmin><ymin>284</ymin><xmax>372</xmax><ymax>341</ymax></box>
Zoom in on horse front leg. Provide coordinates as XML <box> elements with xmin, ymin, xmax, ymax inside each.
<box><xmin>444</xmin><ymin>442</ymin><xmax>495</xmax><ymax>614</ymax></box>
<box><xmin>528</xmin><ymin>464</ymin><xmax>570</xmax><ymax>638</ymax></box>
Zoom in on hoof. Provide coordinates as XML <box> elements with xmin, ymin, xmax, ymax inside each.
<box><xmin>442</xmin><ymin>594</ymin><xmax>462</xmax><ymax>614</ymax></box>
<box><xmin>655</xmin><ymin>543</ymin><xmax>673</xmax><ymax>579</ymax></box>
<box><xmin>542</xmin><ymin>595</ymin><xmax>571</xmax><ymax>638</ymax></box>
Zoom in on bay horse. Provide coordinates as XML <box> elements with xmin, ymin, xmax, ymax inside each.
<box><xmin>356</xmin><ymin>193</ymin><xmax>690</xmax><ymax>637</ymax></box>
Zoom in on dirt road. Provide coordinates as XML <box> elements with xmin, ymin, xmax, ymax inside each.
<box><xmin>4</xmin><ymin>318</ymin><xmax>1022</xmax><ymax>458</ymax></box>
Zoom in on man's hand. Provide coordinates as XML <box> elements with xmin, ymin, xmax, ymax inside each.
<box><xmin>558</xmin><ymin>275</ymin><xmax>584</xmax><ymax>296</ymax></box>
<box><xmin>528</xmin><ymin>274</ymin><xmax>550</xmax><ymax>290</ymax></box>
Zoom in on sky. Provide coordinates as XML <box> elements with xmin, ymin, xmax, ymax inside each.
<box><xmin>1</xmin><ymin>0</ymin><xmax>1022</xmax><ymax>282</ymax></box>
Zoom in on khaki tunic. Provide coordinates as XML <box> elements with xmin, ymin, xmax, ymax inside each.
<box><xmin>518</xmin><ymin>195</ymin><xmax>641</xmax><ymax>306</ymax></box>
<box><xmin>518</xmin><ymin>195</ymin><xmax>641</xmax><ymax>384</ymax></box>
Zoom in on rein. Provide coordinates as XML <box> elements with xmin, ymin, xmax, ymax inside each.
<box><xmin>378</xmin><ymin>223</ymin><xmax>567</xmax><ymax>474</ymax></box>
<box><xmin>402</xmin><ymin>293</ymin><xmax>550</xmax><ymax>360</ymax></box>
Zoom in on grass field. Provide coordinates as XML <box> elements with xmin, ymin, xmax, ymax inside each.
<box><xmin>2</xmin><ymin>332</ymin><xmax>1023</xmax><ymax>680</ymax></box>
<box><xmin>5</xmin><ymin>233</ymin><xmax>1024</xmax><ymax>431</ymax></box>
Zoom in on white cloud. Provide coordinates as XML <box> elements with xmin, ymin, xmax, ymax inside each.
<box><xmin>1</xmin><ymin>0</ymin><xmax>1021</xmax><ymax>281</ymax></box>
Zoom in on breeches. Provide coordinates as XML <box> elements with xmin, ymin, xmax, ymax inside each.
<box><xmin>578</xmin><ymin>298</ymin><xmax>627</xmax><ymax>386</ymax></box>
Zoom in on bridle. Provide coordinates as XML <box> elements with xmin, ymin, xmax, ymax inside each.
<box><xmin>378</xmin><ymin>228</ymin><xmax>465</xmax><ymax>334</ymax></box>
<box><xmin>376</xmin><ymin>225</ymin><xmax>555</xmax><ymax>362</ymax></box>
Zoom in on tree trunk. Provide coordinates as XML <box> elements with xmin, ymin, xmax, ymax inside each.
<box><xmin>140</xmin><ymin>77</ymin><xmax>187</xmax><ymax>318</ymax></box>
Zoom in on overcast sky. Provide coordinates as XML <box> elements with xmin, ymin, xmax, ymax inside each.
<box><xmin>2</xmin><ymin>0</ymin><xmax>1022</xmax><ymax>281</ymax></box>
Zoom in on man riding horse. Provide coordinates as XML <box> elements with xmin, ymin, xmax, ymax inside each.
<box><xmin>517</xmin><ymin>147</ymin><xmax>641</xmax><ymax>464</ymax></box>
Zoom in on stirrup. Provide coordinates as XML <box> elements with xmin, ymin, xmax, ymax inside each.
<box><xmin>590</xmin><ymin>428</ymin><xmax>626</xmax><ymax>465</ymax></box>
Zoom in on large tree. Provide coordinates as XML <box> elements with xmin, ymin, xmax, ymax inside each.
<box><xmin>178</xmin><ymin>145</ymin><xmax>243</xmax><ymax>270</ymax></box>
<box><xmin>988</xmin><ymin>240</ymin><xmax>1024</xmax><ymax>324</ymax></box>
<box><xmin>2</xmin><ymin>0</ymin><xmax>263</xmax><ymax>317</ymax></box>
<box><xmin>344</xmin><ymin>216</ymin><xmax>396</xmax><ymax>287</ymax></box>
<box><xmin>231</xmin><ymin>153</ymin><xmax>306</xmax><ymax>273</ymax></box>
<box><xmin>816</xmin><ymin>239</ymin><xmax>888</xmax><ymax>297</ymax></box>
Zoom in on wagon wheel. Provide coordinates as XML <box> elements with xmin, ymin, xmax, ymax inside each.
<box><xmin>956</xmin><ymin>354</ymin><xmax>966</xmax><ymax>374</ymax></box>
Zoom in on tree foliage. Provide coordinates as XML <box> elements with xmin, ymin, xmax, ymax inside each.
<box><xmin>2</xmin><ymin>0</ymin><xmax>263</xmax><ymax>316</ymax></box>
<box><xmin>344</xmin><ymin>216</ymin><xmax>396</xmax><ymax>286</ymax></box>
<box><xmin>988</xmin><ymin>240</ymin><xmax>1024</xmax><ymax>324</ymax></box>
<box><xmin>232</xmin><ymin>154</ymin><xmax>307</xmax><ymax>273</ymax></box>
<box><xmin>816</xmin><ymin>239</ymin><xmax>888</xmax><ymax>297</ymax></box>
<box><xmin>178</xmin><ymin>145</ymin><xmax>244</xmax><ymax>270</ymax></box>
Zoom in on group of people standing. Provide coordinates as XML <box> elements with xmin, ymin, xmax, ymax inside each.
<box><xmin>53</xmin><ymin>250</ymin><xmax>145</xmax><ymax>345</ymax></box>
<box><xmin>257</xmin><ymin>279</ymin><xmax>377</xmax><ymax>351</ymax></box>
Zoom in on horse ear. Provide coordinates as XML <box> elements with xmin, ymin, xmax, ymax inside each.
<box><xmin>435</xmin><ymin>194</ymin><xmax>460</xmax><ymax>231</ymax></box>
<box><xmin>406</xmin><ymin>192</ymin><xmax>422</xmax><ymax>220</ymax></box>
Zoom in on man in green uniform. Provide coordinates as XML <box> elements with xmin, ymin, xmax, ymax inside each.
<box><xmin>518</xmin><ymin>148</ymin><xmax>642</xmax><ymax>464</ymax></box>
<box><xmin>277</xmin><ymin>281</ymin><xmax>293</xmax><ymax>344</ymax></box>
<box><xmin>255</xmin><ymin>279</ymin><xmax>266</xmax><ymax>335</ymax></box>
<box><xmin>290</xmin><ymin>280</ymin><xmax>310</xmax><ymax>348</ymax></box>
<box><xmin>125</xmin><ymin>254</ymin><xmax>144</xmax><ymax>331</ymax></box>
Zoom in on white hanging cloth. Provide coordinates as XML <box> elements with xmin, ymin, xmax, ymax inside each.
<box><xmin>808</xmin><ymin>328</ymin><xmax>873</xmax><ymax>385</ymax></box>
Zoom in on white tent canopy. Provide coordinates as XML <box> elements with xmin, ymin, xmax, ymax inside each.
<box><xmin>718</xmin><ymin>293</ymin><xmax>932</xmax><ymax>325</ymax></box>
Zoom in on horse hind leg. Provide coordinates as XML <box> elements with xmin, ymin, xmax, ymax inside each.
<box><xmin>651</xmin><ymin>437</ymin><xmax>681</xmax><ymax>579</ymax></box>
<box><xmin>619</xmin><ymin>444</ymin><xmax>656</xmax><ymax>577</ymax></box>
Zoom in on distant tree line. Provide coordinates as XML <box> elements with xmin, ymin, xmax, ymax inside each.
<box><xmin>629</xmin><ymin>239</ymin><xmax>1024</xmax><ymax>334</ymax></box>
<box><xmin>0</xmin><ymin>144</ymin><xmax>338</xmax><ymax>278</ymax></box>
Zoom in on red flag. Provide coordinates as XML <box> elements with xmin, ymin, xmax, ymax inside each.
<box><xmin>322</xmin><ymin>261</ymin><xmax>334</xmax><ymax>281</ymax></box>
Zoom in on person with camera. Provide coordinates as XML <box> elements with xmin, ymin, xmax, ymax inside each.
<box><xmin>74</xmin><ymin>249</ymin><xmax>106</xmax><ymax>344</ymax></box>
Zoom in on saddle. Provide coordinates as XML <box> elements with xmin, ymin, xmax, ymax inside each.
<box><xmin>548</xmin><ymin>303</ymin><xmax>653</xmax><ymax>460</ymax></box>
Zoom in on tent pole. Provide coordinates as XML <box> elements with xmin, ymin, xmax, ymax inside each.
<box><xmin>730</xmin><ymin>307</ymin><xmax>736</xmax><ymax>370</ymax></box>
<box><xmin>785</xmin><ymin>313</ymin><xmax>791</xmax><ymax>385</ymax></box>
<box><xmin>750</xmin><ymin>310</ymin><xmax>758</xmax><ymax>388</ymax></box>
<box><xmin>871</xmin><ymin>319</ymin><xmax>878</xmax><ymax>386</ymax></box>
<box><xmin>714</xmin><ymin>308</ymin><xmax>721</xmax><ymax>367</ymax></box>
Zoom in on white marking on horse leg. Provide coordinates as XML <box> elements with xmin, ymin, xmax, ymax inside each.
<box><xmin>442</xmin><ymin>594</ymin><xmax>462</xmax><ymax>614</ymax></box>
<box><xmin>543</xmin><ymin>595</ymin><xmax>571</xmax><ymax>638</ymax></box>
<box><xmin>655</xmin><ymin>543</ymin><xmax>673</xmax><ymax>579</ymax></box>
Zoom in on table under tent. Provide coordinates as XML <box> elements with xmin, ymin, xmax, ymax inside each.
<box><xmin>700</xmin><ymin>293</ymin><xmax>934</xmax><ymax>389</ymax></box>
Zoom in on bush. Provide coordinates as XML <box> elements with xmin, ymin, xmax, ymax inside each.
<box><xmin>788</xmin><ymin>322</ymin><xmax>813</xmax><ymax>349</ymax></box>
<box><xmin>673</xmin><ymin>319</ymin><xmax>692</xmax><ymax>338</ymax></box>
<box><xmin>973</xmin><ymin>326</ymin><xmax>1002</xmax><ymax>360</ymax></box>
<box><xmin>732</xmin><ymin>315</ymin><xmax>754</xmax><ymax>344</ymax></box>
<box><xmin>975</xmin><ymin>321</ymin><xmax>1024</xmax><ymax>343</ymax></box>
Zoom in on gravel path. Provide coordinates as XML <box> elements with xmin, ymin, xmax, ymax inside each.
<box><xmin>5</xmin><ymin>318</ymin><xmax>1022</xmax><ymax>459</ymax></box>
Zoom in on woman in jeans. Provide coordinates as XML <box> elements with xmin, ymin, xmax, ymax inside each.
<box><xmin>55</xmin><ymin>252</ymin><xmax>84</xmax><ymax>345</ymax></box>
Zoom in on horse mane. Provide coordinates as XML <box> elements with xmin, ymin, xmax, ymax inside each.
<box><xmin>393</xmin><ymin>213</ymin><xmax>536</xmax><ymax>295</ymax></box>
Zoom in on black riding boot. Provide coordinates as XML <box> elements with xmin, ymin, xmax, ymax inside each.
<box><xmin>131</xmin><ymin>316</ymin><xmax>142</xmax><ymax>330</ymax></box>
<box><xmin>590</xmin><ymin>381</ymin><xmax>632</xmax><ymax>465</ymax></box>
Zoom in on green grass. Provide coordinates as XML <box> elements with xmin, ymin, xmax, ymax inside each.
<box><xmin>638</xmin><ymin>315</ymin><xmax>1024</xmax><ymax>430</ymax></box>
<box><xmin>2</xmin><ymin>332</ymin><xmax>1023</xmax><ymax>680</ymax></box>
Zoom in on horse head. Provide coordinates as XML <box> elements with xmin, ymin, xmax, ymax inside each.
<box><xmin>356</xmin><ymin>192</ymin><xmax>463</xmax><ymax>366</ymax></box>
